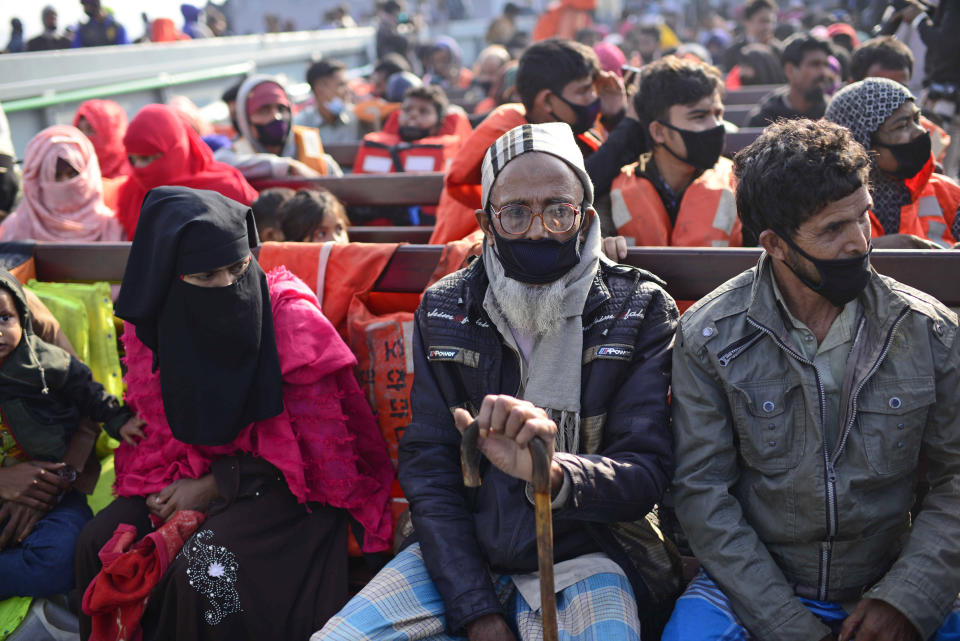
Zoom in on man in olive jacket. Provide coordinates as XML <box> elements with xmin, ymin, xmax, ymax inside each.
<box><xmin>663</xmin><ymin>119</ymin><xmax>960</xmax><ymax>641</ymax></box>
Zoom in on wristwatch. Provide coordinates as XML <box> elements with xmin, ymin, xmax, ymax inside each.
<box><xmin>57</xmin><ymin>463</ymin><xmax>78</xmax><ymax>484</ymax></box>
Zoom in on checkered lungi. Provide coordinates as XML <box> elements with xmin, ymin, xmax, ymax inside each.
<box><xmin>662</xmin><ymin>570</ymin><xmax>960</xmax><ymax>641</ymax></box>
<box><xmin>312</xmin><ymin>543</ymin><xmax>642</xmax><ymax>641</ymax></box>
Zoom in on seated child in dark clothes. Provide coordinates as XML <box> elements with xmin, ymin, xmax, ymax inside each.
<box><xmin>278</xmin><ymin>188</ymin><xmax>350</xmax><ymax>243</ymax></box>
<box><xmin>0</xmin><ymin>269</ymin><xmax>138</xmax><ymax>599</ymax></box>
<box><xmin>251</xmin><ymin>187</ymin><xmax>295</xmax><ymax>242</ymax></box>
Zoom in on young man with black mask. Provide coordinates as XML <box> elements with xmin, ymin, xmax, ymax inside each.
<box><xmin>314</xmin><ymin>121</ymin><xmax>678</xmax><ymax>641</ymax></box>
<box><xmin>826</xmin><ymin>78</ymin><xmax>960</xmax><ymax>249</ymax></box>
<box><xmin>604</xmin><ymin>56</ymin><xmax>740</xmax><ymax>257</ymax></box>
<box><xmin>747</xmin><ymin>32</ymin><xmax>833</xmax><ymax>128</ymax></box>
<box><xmin>429</xmin><ymin>38</ymin><xmax>628</xmax><ymax>244</ymax></box>
<box><xmin>665</xmin><ymin>117</ymin><xmax>960</xmax><ymax>641</ymax></box>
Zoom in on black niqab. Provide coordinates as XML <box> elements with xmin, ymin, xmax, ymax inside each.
<box><xmin>114</xmin><ymin>186</ymin><xmax>283</xmax><ymax>446</ymax></box>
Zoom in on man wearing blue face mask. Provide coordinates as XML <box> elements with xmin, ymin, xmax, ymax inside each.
<box><xmin>665</xmin><ymin>118</ymin><xmax>960</xmax><ymax>641</ymax></box>
<box><xmin>313</xmin><ymin>122</ymin><xmax>679</xmax><ymax>641</ymax></box>
<box><xmin>604</xmin><ymin>56</ymin><xmax>741</xmax><ymax>259</ymax></box>
<box><xmin>295</xmin><ymin>59</ymin><xmax>363</xmax><ymax>145</ymax></box>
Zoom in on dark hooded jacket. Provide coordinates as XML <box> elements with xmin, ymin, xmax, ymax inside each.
<box><xmin>0</xmin><ymin>270</ymin><xmax>131</xmax><ymax>462</ymax></box>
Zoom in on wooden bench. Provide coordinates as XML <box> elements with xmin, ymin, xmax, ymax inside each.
<box><xmin>251</xmin><ymin>173</ymin><xmax>446</xmax><ymax>207</ymax></box>
<box><xmin>27</xmin><ymin>243</ymin><xmax>960</xmax><ymax>307</ymax></box>
<box><xmin>723</xmin><ymin>104</ymin><xmax>756</xmax><ymax>128</ymax></box>
<box><xmin>724</xmin><ymin>128</ymin><xmax>763</xmax><ymax>157</ymax></box>
<box><xmin>325</xmin><ymin>142</ymin><xmax>361</xmax><ymax>170</ymax></box>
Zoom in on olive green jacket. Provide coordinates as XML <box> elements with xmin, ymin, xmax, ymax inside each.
<box><xmin>671</xmin><ymin>253</ymin><xmax>960</xmax><ymax>641</ymax></box>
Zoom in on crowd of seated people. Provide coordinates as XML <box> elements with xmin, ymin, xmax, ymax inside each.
<box><xmin>0</xmin><ymin>0</ymin><xmax>959</xmax><ymax>638</ymax></box>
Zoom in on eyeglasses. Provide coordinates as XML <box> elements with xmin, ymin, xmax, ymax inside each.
<box><xmin>489</xmin><ymin>202</ymin><xmax>580</xmax><ymax>236</ymax></box>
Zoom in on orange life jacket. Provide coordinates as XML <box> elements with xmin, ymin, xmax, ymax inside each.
<box><xmin>532</xmin><ymin>0</ymin><xmax>595</xmax><ymax>41</ymax></box>
<box><xmin>354</xmin><ymin>131</ymin><xmax>461</xmax><ymax>174</ymax></box>
<box><xmin>292</xmin><ymin>125</ymin><xmax>329</xmax><ymax>176</ymax></box>
<box><xmin>610</xmin><ymin>156</ymin><xmax>742</xmax><ymax>247</ymax></box>
<box><xmin>920</xmin><ymin>115</ymin><xmax>951</xmax><ymax>164</ymax></box>
<box><xmin>869</xmin><ymin>159</ymin><xmax>960</xmax><ymax>247</ymax></box>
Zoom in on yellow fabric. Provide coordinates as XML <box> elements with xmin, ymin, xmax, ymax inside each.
<box><xmin>25</xmin><ymin>281</ymin><xmax>123</xmax><ymax>398</ymax></box>
<box><xmin>0</xmin><ymin>597</ymin><xmax>31</xmax><ymax>641</ymax></box>
<box><xmin>88</xmin><ymin>452</ymin><xmax>116</xmax><ymax>515</ymax></box>
<box><xmin>26</xmin><ymin>290</ymin><xmax>90</xmax><ymax>363</ymax></box>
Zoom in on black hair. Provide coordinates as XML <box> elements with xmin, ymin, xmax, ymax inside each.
<box><xmin>251</xmin><ymin>187</ymin><xmax>295</xmax><ymax>231</ymax></box>
<box><xmin>850</xmin><ymin>36</ymin><xmax>913</xmax><ymax>82</ymax></box>
<box><xmin>743</xmin><ymin>0</ymin><xmax>777</xmax><ymax>21</ymax></box>
<box><xmin>515</xmin><ymin>38</ymin><xmax>599</xmax><ymax>113</ymax></box>
<box><xmin>781</xmin><ymin>32</ymin><xmax>833</xmax><ymax>68</ymax></box>
<box><xmin>221</xmin><ymin>78</ymin><xmax>244</xmax><ymax>104</ymax></box>
<box><xmin>306</xmin><ymin>59</ymin><xmax>347</xmax><ymax>88</ymax></box>
<box><xmin>733</xmin><ymin>119</ymin><xmax>870</xmax><ymax>239</ymax></box>
<box><xmin>403</xmin><ymin>84</ymin><xmax>449</xmax><ymax>123</ymax></box>
<box><xmin>278</xmin><ymin>189</ymin><xmax>349</xmax><ymax>242</ymax></box>
<box><xmin>633</xmin><ymin>55</ymin><xmax>723</xmax><ymax>127</ymax></box>
<box><xmin>374</xmin><ymin>53</ymin><xmax>411</xmax><ymax>77</ymax></box>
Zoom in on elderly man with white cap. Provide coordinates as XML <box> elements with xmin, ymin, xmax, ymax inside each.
<box><xmin>312</xmin><ymin>122</ymin><xmax>679</xmax><ymax>641</ymax></box>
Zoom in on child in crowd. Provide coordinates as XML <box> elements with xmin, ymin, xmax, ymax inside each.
<box><xmin>278</xmin><ymin>189</ymin><xmax>350</xmax><ymax>243</ymax></box>
<box><xmin>0</xmin><ymin>268</ymin><xmax>139</xmax><ymax>600</ymax></box>
<box><xmin>251</xmin><ymin>187</ymin><xmax>295</xmax><ymax>242</ymax></box>
<box><xmin>396</xmin><ymin>85</ymin><xmax>447</xmax><ymax>142</ymax></box>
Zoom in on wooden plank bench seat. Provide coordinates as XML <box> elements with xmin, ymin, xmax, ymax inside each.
<box><xmin>251</xmin><ymin>172</ymin><xmax>446</xmax><ymax>207</ymax></box>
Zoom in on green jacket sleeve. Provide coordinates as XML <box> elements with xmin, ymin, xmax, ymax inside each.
<box><xmin>670</xmin><ymin>319</ymin><xmax>830</xmax><ymax>641</ymax></box>
<box><xmin>867</xmin><ymin>315</ymin><xmax>960</xmax><ymax>639</ymax></box>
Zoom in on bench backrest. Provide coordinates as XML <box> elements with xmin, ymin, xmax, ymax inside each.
<box><xmin>251</xmin><ymin>173</ymin><xmax>446</xmax><ymax>207</ymax></box>
<box><xmin>723</xmin><ymin>84</ymin><xmax>782</xmax><ymax>106</ymax></box>
<box><xmin>27</xmin><ymin>243</ymin><xmax>960</xmax><ymax>307</ymax></box>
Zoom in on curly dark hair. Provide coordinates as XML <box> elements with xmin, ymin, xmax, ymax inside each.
<box><xmin>733</xmin><ymin>119</ymin><xmax>870</xmax><ymax>238</ymax></box>
<box><xmin>403</xmin><ymin>84</ymin><xmax>449</xmax><ymax>123</ymax></box>
<box><xmin>516</xmin><ymin>39</ymin><xmax>599</xmax><ymax>113</ymax></box>
<box><xmin>850</xmin><ymin>36</ymin><xmax>914</xmax><ymax>82</ymax></box>
<box><xmin>633</xmin><ymin>55</ymin><xmax>723</xmax><ymax>127</ymax></box>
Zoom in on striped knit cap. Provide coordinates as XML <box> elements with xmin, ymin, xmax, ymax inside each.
<box><xmin>480</xmin><ymin>122</ymin><xmax>594</xmax><ymax>210</ymax></box>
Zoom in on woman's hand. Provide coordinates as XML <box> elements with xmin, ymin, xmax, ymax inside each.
<box><xmin>0</xmin><ymin>501</ymin><xmax>46</xmax><ymax>550</ymax></box>
<box><xmin>0</xmin><ymin>461</ymin><xmax>69</xmax><ymax>510</ymax></box>
<box><xmin>118</xmin><ymin>415</ymin><xmax>147</xmax><ymax>446</ymax></box>
<box><xmin>146</xmin><ymin>475</ymin><xmax>220</xmax><ymax>522</ymax></box>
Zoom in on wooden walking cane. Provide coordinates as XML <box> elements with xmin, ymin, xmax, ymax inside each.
<box><xmin>460</xmin><ymin>420</ymin><xmax>559</xmax><ymax>641</ymax></box>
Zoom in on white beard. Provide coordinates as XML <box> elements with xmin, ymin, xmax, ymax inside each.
<box><xmin>490</xmin><ymin>275</ymin><xmax>567</xmax><ymax>336</ymax></box>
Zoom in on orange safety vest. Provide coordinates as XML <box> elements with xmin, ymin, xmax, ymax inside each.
<box><xmin>610</xmin><ymin>156</ymin><xmax>742</xmax><ymax>247</ymax></box>
<box><xmin>354</xmin><ymin>131</ymin><xmax>461</xmax><ymax>174</ymax></box>
<box><xmin>292</xmin><ymin>125</ymin><xmax>329</xmax><ymax>176</ymax></box>
<box><xmin>870</xmin><ymin>159</ymin><xmax>960</xmax><ymax>247</ymax></box>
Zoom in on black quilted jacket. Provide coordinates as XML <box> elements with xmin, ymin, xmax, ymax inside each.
<box><xmin>397</xmin><ymin>256</ymin><xmax>678</xmax><ymax>634</ymax></box>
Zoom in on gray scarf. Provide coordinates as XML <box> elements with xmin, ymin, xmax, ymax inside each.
<box><xmin>482</xmin><ymin>218</ymin><xmax>601</xmax><ymax>454</ymax></box>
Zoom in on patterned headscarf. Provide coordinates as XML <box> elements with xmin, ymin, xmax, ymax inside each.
<box><xmin>824</xmin><ymin>78</ymin><xmax>914</xmax><ymax>235</ymax></box>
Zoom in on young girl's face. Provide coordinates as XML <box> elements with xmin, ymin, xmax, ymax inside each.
<box><xmin>0</xmin><ymin>290</ymin><xmax>23</xmax><ymax>365</ymax></box>
<box><xmin>308</xmin><ymin>210</ymin><xmax>348</xmax><ymax>244</ymax></box>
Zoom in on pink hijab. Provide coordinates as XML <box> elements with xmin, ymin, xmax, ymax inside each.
<box><xmin>0</xmin><ymin>126</ymin><xmax>125</xmax><ymax>242</ymax></box>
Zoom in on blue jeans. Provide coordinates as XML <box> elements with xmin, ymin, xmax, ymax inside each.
<box><xmin>0</xmin><ymin>491</ymin><xmax>92</xmax><ymax>599</ymax></box>
<box><xmin>663</xmin><ymin>570</ymin><xmax>960</xmax><ymax>641</ymax></box>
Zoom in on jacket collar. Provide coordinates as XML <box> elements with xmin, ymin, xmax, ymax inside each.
<box><xmin>462</xmin><ymin>255</ymin><xmax>610</xmax><ymax>321</ymax></box>
<box><xmin>746</xmin><ymin>252</ymin><xmax>908</xmax><ymax>345</ymax></box>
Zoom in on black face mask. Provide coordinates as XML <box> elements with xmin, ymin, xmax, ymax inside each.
<box><xmin>489</xmin><ymin>215</ymin><xmax>583</xmax><ymax>284</ymax></box>
<box><xmin>157</xmin><ymin>263</ymin><xmax>283</xmax><ymax>445</ymax></box>
<box><xmin>398</xmin><ymin>125</ymin><xmax>433</xmax><ymax>142</ymax></box>
<box><xmin>776</xmin><ymin>230</ymin><xmax>872</xmax><ymax>308</ymax></box>
<box><xmin>253</xmin><ymin>118</ymin><xmax>290</xmax><ymax>147</ymax></box>
<box><xmin>874</xmin><ymin>131</ymin><xmax>931</xmax><ymax>180</ymax></box>
<box><xmin>551</xmin><ymin>95</ymin><xmax>601</xmax><ymax>135</ymax></box>
<box><xmin>657</xmin><ymin>121</ymin><xmax>726</xmax><ymax>170</ymax></box>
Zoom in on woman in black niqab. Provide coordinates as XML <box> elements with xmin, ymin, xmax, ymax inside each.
<box><xmin>114</xmin><ymin>186</ymin><xmax>283</xmax><ymax>446</ymax></box>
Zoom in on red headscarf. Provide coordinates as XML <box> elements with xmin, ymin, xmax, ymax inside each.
<box><xmin>73</xmin><ymin>99</ymin><xmax>133</xmax><ymax>179</ymax></box>
<box><xmin>117</xmin><ymin>104</ymin><xmax>257</xmax><ymax>239</ymax></box>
